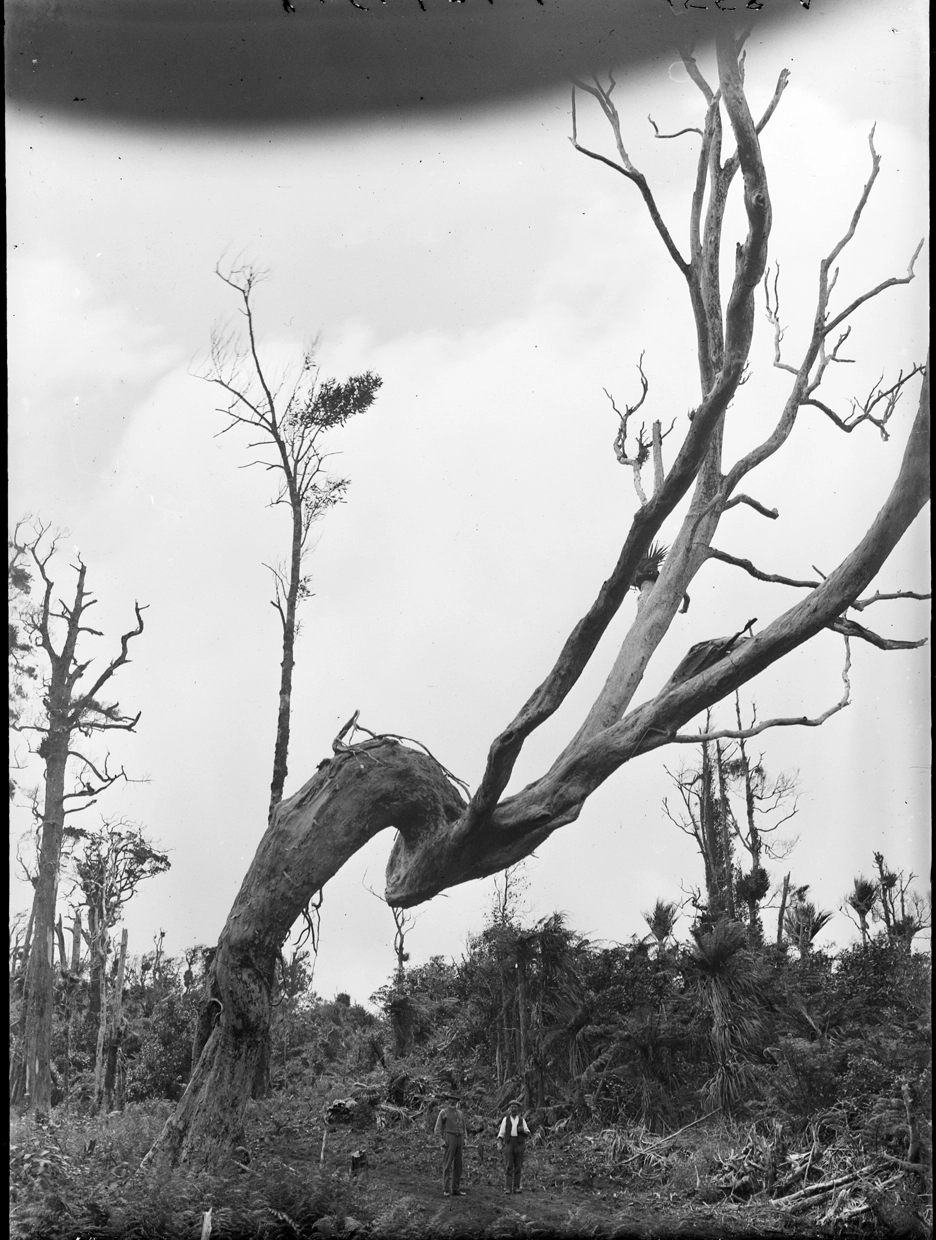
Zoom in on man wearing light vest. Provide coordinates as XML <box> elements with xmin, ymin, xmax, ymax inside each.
<box><xmin>497</xmin><ymin>1099</ymin><xmax>531</xmax><ymax>1194</ymax></box>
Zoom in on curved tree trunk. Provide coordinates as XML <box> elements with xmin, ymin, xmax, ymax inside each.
<box><xmin>144</xmin><ymin>741</ymin><xmax>465</xmax><ymax>1167</ymax></box>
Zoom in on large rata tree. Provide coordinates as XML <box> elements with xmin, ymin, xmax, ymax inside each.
<box><xmin>145</xmin><ymin>30</ymin><xmax>928</xmax><ymax>1167</ymax></box>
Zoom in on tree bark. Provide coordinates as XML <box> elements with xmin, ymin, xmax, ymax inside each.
<box><xmin>268</xmin><ymin>493</ymin><xmax>302</xmax><ymax>820</ymax></box>
<box><xmin>144</xmin><ymin>740</ymin><xmax>465</xmax><ymax>1167</ymax></box>
<box><xmin>103</xmin><ymin>928</ymin><xmax>128</xmax><ymax>1113</ymax></box>
<box><xmin>776</xmin><ymin>873</ymin><xmax>791</xmax><ymax>948</ymax></box>
<box><xmin>91</xmin><ymin>924</ymin><xmax>109</xmax><ymax>1113</ymax></box>
<box><xmin>516</xmin><ymin>951</ymin><xmax>530</xmax><ymax>1110</ymax></box>
<box><xmin>18</xmin><ymin>736</ymin><xmax>69</xmax><ymax>1117</ymax></box>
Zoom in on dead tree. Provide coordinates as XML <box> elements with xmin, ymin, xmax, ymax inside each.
<box><xmin>145</xmin><ymin>32</ymin><xmax>928</xmax><ymax>1168</ymax></box>
<box><xmin>207</xmin><ymin>269</ymin><xmax>381</xmax><ymax>822</ymax></box>
<box><xmin>9</xmin><ymin>521</ymin><xmax>145</xmax><ymax>1118</ymax></box>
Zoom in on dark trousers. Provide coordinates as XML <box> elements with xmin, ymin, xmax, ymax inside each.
<box><xmin>503</xmin><ymin>1137</ymin><xmax>525</xmax><ymax>1190</ymax></box>
<box><xmin>441</xmin><ymin>1133</ymin><xmax>463</xmax><ymax>1193</ymax></box>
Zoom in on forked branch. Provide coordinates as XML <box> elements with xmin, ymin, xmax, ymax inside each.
<box><xmin>661</xmin><ymin>636</ymin><xmax>852</xmax><ymax>743</ymax></box>
<box><xmin>803</xmin><ymin>365</ymin><xmax>925</xmax><ymax>440</ymax></box>
<box><xmin>570</xmin><ymin>78</ymin><xmax>690</xmax><ymax>277</ymax></box>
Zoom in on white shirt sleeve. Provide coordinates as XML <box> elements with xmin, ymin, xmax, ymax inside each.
<box><xmin>497</xmin><ymin>1117</ymin><xmax>507</xmax><ymax>1138</ymax></box>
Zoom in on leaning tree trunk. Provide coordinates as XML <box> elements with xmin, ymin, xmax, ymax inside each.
<box><xmin>143</xmin><ymin>741</ymin><xmax>466</xmax><ymax>1168</ymax></box>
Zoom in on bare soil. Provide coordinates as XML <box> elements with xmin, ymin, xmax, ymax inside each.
<box><xmin>285</xmin><ymin>1121</ymin><xmax>870</xmax><ymax>1238</ymax></box>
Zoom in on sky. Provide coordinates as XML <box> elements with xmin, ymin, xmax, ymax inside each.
<box><xmin>8</xmin><ymin>0</ymin><xmax>930</xmax><ymax>1006</ymax></box>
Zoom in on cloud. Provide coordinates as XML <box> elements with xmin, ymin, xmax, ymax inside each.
<box><xmin>8</xmin><ymin>252</ymin><xmax>182</xmax><ymax>516</ymax></box>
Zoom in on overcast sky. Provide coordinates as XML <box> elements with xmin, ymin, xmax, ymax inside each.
<box><xmin>8</xmin><ymin>0</ymin><xmax>930</xmax><ymax>1005</ymax></box>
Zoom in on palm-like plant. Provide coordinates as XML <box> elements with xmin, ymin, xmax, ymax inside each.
<box><xmin>784</xmin><ymin>899</ymin><xmax>834</xmax><ymax>956</ymax></box>
<box><xmin>688</xmin><ymin>920</ymin><xmax>767</xmax><ymax>1113</ymax></box>
<box><xmin>633</xmin><ymin>541</ymin><xmax>668</xmax><ymax>589</ymax></box>
<box><xmin>846</xmin><ymin>875</ymin><xmax>879</xmax><ymax>945</ymax></box>
<box><xmin>642</xmin><ymin>898</ymin><xmax>678</xmax><ymax>955</ymax></box>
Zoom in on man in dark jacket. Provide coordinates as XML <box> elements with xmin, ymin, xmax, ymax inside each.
<box><xmin>433</xmin><ymin>1093</ymin><xmax>467</xmax><ymax>1197</ymax></box>
<box><xmin>497</xmin><ymin>1099</ymin><xmax>531</xmax><ymax>1194</ymax></box>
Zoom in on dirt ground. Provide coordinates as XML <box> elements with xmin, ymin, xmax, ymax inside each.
<box><xmin>283</xmin><ymin>1121</ymin><xmax>864</xmax><ymax>1238</ymax></box>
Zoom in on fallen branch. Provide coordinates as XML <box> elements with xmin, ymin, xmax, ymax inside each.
<box><xmin>777</xmin><ymin>1163</ymin><xmax>887</xmax><ymax>1210</ymax></box>
<box><xmin>619</xmin><ymin>1109</ymin><xmax>719</xmax><ymax>1165</ymax></box>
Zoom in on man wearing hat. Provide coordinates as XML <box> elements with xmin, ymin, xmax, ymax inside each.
<box><xmin>497</xmin><ymin>1099</ymin><xmax>531</xmax><ymax>1194</ymax></box>
<box><xmin>433</xmin><ymin>1092</ymin><xmax>467</xmax><ymax>1197</ymax></box>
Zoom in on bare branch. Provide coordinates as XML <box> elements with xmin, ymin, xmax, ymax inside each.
<box><xmin>608</xmin><ymin>354</ymin><xmax>652</xmax><ymax>503</ymax></box>
<box><xmin>803</xmin><ymin>365</ymin><xmax>925</xmax><ymax>440</ymax></box>
<box><xmin>707</xmin><ymin>547</ymin><xmax>819</xmax><ymax>590</ymax></box>
<box><xmin>648</xmin><ymin>114</ymin><xmax>703</xmax><ymax>140</ymax></box>
<box><xmin>671</xmin><ymin>637</ymin><xmax>853</xmax><ymax>742</ymax></box>
<box><xmin>763</xmin><ymin>265</ymin><xmax>800</xmax><ymax>375</ymax></box>
<box><xmin>570</xmin><ymin>82</ymin><xmax>690</xmax><ymax>277</ymax></box>
<box><xmin>723</xmin><ymin>494</ymin><xmax>778</xmax><ymax>520</ymax></box>
<box><xmin>824</xmin><ymin>239</ymin><xmax>924</xmax><ymax>335</ymax></box>
<box><xmin>811</xmin><ymin>127</ymin><xmax>923</xmax><ymax>339</ymax></box>
<box><xmin>852</xmin><ymin>589</ymin><xmax>932</xmax><ymax>612</ymax></box>
<box><xmin>74</xmin><ymin>602</ymin><xmax>147</xmax><ymax>715</ymax></box>
<box><xmin>651</xmin><ymin>421</ymin><xmax>665</xmax><ymax>495</ymax></box>
<box><xmin>828</xmin><ymin>616</ymin><xmax>926</xmax><ymax>651</ymax></box>
<box><xmin>752</xmin><ymin>68</ymin><xmax>791</xmax><ymax>137</ymax></box>
<box><xmin>679</xmin><ymin>49</ymin><xmax>716</xmax><ymax>105</ymax></box>
<box><xmin>822</xmin><ymin>126</ymin><xmax>882</xmax><ymax>272</ymax></box>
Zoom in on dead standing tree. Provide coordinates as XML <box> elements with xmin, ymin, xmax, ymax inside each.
<box><xmin>9</xmin><ymin>521</ymin><xmax>145</xmax><ymax>1117</ymax></box>
<box><xmin>145</xmin><ymin>32</ymin><xmax>928</xmax><ymax>1167</ymax></box>
<box><xmin>208</xmin><ymin>266</ymin><xmax>382</xmax><ymax>823</ymax></box>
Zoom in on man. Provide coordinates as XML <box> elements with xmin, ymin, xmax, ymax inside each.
<box><xmin>433</xmin><ymin>1092</ymin><xmax>466</xmax><ymax>1197</ymax></box>
<box><xmin>497</xmin><ymin>1099</ymin><xmax>531</xmax><ymax>1194</ymax></box>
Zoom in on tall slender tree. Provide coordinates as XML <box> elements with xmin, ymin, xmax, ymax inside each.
<box><xmin>207</xmin><ymin>266</ymin><xmax>382</xmax><ymax>821</ymax></box>
<box><xmin>9</xmin><ymin>521</ymin><xmax>145</xmax><ymax>1117</ymax></box>
<box><xmin>206</xmin><ymin>269</ymin><xmax>380</xmax><ymax>1094</ymax></box>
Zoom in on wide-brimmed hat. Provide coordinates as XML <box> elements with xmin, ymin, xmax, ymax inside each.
<box><xmin>508</xmin><ymin>1099</ymin><xmax>522</xmax><ymax>1108</ymax></box>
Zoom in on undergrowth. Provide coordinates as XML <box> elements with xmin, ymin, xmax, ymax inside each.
<box><xmin>10</xmin><ymin>1102</ymin><xmax>367</xmax><ymax>1240</ymax></box>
